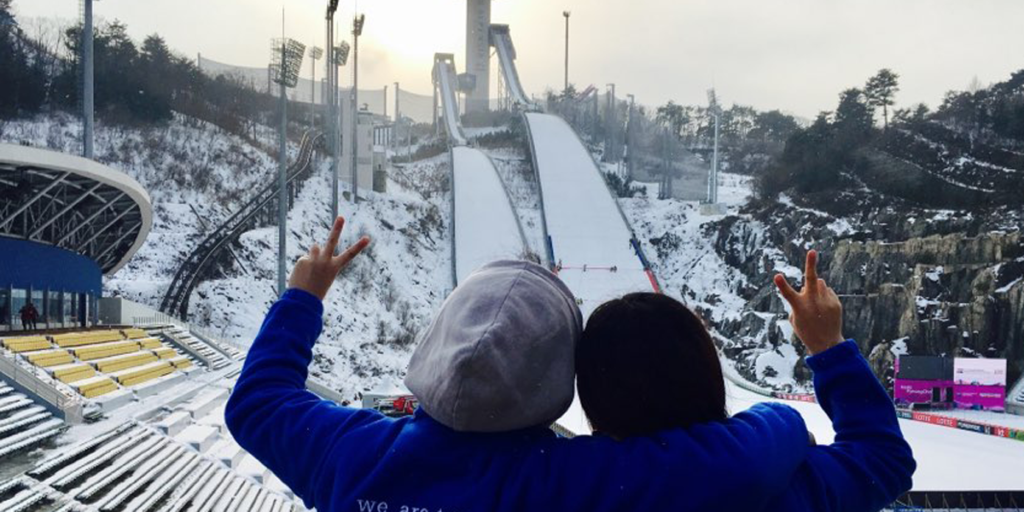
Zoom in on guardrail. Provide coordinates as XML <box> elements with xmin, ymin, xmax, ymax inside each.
<box><xmin>0</xmin><ymin>353</ymin><xmax>83</xmax><ymax>423</ymax></box>
<box><xmin>160</xmin><ymin>130</ymin><xmax>322</xmax><ymax>320</ymax></box>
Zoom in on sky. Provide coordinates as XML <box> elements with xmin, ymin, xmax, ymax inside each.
<box><xmin>12</xmin><ymin>0</ymin><xmax>1024</xmax><ymax>118</ymax></box>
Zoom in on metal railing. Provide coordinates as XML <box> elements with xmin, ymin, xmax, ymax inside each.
<box><xmin>0</xmin><ymin>352</ymin><xmax>83</xmax><ymax>423</ymax></box>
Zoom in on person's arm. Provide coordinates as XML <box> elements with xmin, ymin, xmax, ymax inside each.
<box><xmin>770</xmin><ymin>251</ymin><xmax>915</xmax><ymax>512</ymax></box>
<box><xmin>224</xmin><ymin>217</ymin><xmax>375</xmax><ymax>508</ymax></box>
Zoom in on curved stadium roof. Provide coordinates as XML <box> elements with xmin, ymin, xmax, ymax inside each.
<box><xmin>0</xmin><ymin>144</ymin><xmax>151</xmax><ymax>275</ymax></box>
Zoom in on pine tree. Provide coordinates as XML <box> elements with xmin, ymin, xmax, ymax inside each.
<box><xmin>865</xmin><ymin>69</ymin><xmax>900</xmax><ymax>130</ymax></box>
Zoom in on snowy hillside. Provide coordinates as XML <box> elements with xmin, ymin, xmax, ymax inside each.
<box><xmin>0</xmin><ymin>112</ymin><xmax>295</xmax><ymax>307</ymax></box>
<box><xmin>188</xmin><ymin>156</ymin><xmax>452</xmax><ymax>399</ymax></box>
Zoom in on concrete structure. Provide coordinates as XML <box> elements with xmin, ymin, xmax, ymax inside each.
<box><xmin>465</xmin><ymin>0</ymin><xmax>491</xmax><ymax>113</ymax></box>
<box><xmin>342</xmin><ymin>109</ymin><xmax>389</xmax><ymax>195</ymax></box>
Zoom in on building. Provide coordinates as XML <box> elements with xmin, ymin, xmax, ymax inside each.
<box><xmin>0</xmin><ymin>144</ymin><xmax>151</xmax><ymax>331</ymax></box>
<box><xmin>342</xmin><ymin>108</ymin><xmax>390</xmax><ymax>194</ymax></box>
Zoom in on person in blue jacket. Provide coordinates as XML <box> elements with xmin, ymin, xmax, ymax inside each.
<box><xmin>226</xmin><ymin>217</ymin><xmax>821</xmax><ymax>512</ymax></box>
<box><xmin>575</xmin><ymin>250</ymin><xmax>916</xmax><ymax>512</ymax></box>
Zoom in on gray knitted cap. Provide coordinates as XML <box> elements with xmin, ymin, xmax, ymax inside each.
<box><xmin>404</xmin><ymin>260</ymin><xmax>583</xmax><ymax>432</ymax></box>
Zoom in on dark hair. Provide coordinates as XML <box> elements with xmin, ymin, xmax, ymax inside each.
<box><xmin>576</xmin><ymin>293</ymin><xmax>727</xmax><ymax>438</ymax></box>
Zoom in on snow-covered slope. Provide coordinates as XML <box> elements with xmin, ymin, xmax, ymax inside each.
<box><xmin>188</xmin><ymin>156</ymin><xmax>452</xmax><ymax>399</ymax></box>
<box><xmin>0</xmin><ymin>112</ymin><xmax>293</xmax><ymax>308</ymax></box>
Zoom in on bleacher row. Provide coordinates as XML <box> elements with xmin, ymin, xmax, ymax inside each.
<box><xmin>6</xmin><ymin>387</ymin><xmax>300</xmax><ymax>512</ymax></box>
<box><xmin>1</xmin><ymin>328</ymin><xmax>194</xmax><ymax>399</ymax></box>
<box><xmin>0</xmin><ymin>382</ymin><xmax>63</xmax><ymax>461</ymax></box>
<box><xmin>162</xmin><ymin>326</ymin><xmax>238</xmax><ymax>371</ymax></box>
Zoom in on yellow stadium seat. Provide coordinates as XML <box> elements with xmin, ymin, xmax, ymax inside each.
<box><xmin>121</xmin><ymin>328</ymin><xmax>149</xmax><ymax>339</ymax></box>
<box><xmin>137</xmin><ymin>338</ymin><xmax>163</xmax><ymax>350</ymax></box>
<box><xmin>168</xmin><ymin>356</ymin><xmax>193</xmax><ymax>369</ymax></box>
<box><xmin>49</xmin><ymin>363</ymin><xmax>96</xmax><ymax>383</ymax></box>
<box><xmin>109</xmin><ymin>361</ymin><xmax>174</xmax><ymax>387</ymax></box>
<box><xmin>69</xmin><ymin>341</ymin><xmax>140</xmax><ymax>361</ymax></box>
<box><xmin>2</xmin><ymin>336</ymin><xmax>52</xmax><ymax>353</ymax></box>
<box><xmin>72</xmin><ymin>376</ymin><xmax>118</xmax><ymax>398</ymax></box>
<box><xmin>152</xmin><ymin>347</ymin><xmax>177</xmax><ymax>359</ymax></box>
<box><xmin>23</xmin><ymin>349</ymin><xmax>73</xmax><ymax>368</ymax></box>
<box><xmin>52</xmin><ymin>330</ymin><xmax>124</xmax><ymax>348</ymax></box>
<box><xmin>91</xmin><ymin>352</ymin><xmax>158</xmax><ymax>373</ymax></box>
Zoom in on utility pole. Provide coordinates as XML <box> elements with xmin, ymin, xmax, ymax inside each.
<box><xmin>82</xmin><ymin>0</ymin><xmax>95</xmax><ymax>159</ymax></box>
<box><xmin>309</xmin><ymin>47</ymin><xmax>323</xmax><ymax>129</ymax></box>
<box><xmin>563</xmin><ymin>11</ymin><xmax>571</xmax><ymax>93</ymax></box>
<box><xmin>326</xmin><ymin>0</ymin><xmax>339</xmax><ymax>220</ymax></box>
<box><xmin>394</xmin><ymin>81</ymin><xmax>400</xmax><ymax>153</ymax></box>
<box><xmin>351</xmin><ymin>14</ymin><xmax>365</xmax><ymax>204</ymax></box>
<box><xmin>565</xmin><ymin>11</ymin><xmax>573</xmax><ymax>92</ymax></box>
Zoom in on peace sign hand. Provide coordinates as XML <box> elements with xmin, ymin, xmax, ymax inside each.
<box><xmin>288</xmin><ymin>216</ymin><xmax>371</xmax><ymax>301</ymax></box>
<box><xmin>773</xmin><ymin>250</ymin><xmax>845</xmax><ymax>355</ymax></box>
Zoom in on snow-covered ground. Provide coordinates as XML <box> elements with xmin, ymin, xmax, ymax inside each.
<box><xmin>452</xmin><ymin>146</ymin><xmax>526</xmax><ymax>284</ymax></box>
<box><xmin>486</xmin><ymin>147</ymin><xmax>546</xmax><ymax>258</ymax></box>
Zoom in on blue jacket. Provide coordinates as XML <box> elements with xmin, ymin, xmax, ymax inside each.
<box><xmin>226</xmin><ymin>289</ymin><xmax>914</xmax><ymax>512</ymax></box>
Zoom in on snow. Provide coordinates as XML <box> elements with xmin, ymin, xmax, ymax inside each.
<box><xmin>725</xmin><ymin>382</ymin><xmax>1024</xmax><ymax>491</ymax></box>
<box><xmin>524</xmin><ymin>113</ymin><xmax>656</xmax><ymax>317</ymax></box>
<box><xmin>452</xmin><ymin>147</ymin><xmax>526</xmax><ymax>284</ymax></box>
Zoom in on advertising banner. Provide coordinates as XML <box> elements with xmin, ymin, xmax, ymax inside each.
<box><xmin>953</xmin><ymin>358</ymin><xmax>1007</xmax><ymax>386</ymax></box>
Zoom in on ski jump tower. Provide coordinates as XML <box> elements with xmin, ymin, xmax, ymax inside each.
<box><xmin>465</xmin><ymin>0</ymin><xmax>491</xmax><ymax>113</ymax></box>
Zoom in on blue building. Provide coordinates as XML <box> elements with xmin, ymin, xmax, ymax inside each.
<box><xmin>0</xmin><ymin>144</ymin><xmax>151</xmax><ymax>332</ymax></box>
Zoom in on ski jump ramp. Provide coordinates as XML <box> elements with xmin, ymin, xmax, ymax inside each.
<box><xmin>524</xmin><ymin>112</ymin><xmax>658</xmax><ymax>317</ymax></box>
<box><xmin>490</xmin><ymin>25</ymin><xmax>533</xmax><ymax>108</ymax></box>
<box><xmin>433</xmin><ymin>54</ymin><xmax>526</xmax><ymax>286</ymax></box>
<box><xmin>452</xmin><ymin>147</ymin><xmax>526</xmax><ymax>284</ymax></box>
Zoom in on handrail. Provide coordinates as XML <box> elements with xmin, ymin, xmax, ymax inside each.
<box><xmin>0</xmin><ymin>352</ymin><xmax>83</xmax><ymax>423</ymax></box>
<box><xmin>160</xmin><ymin>131</ymin><xmax>322</xmax><ymax>319</ymax></box>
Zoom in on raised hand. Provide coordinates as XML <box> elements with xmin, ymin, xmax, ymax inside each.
<box><xmin>773</xmin><ymin>250</ymin><xmax>845</xmax><ymax>355</ymax></box>
<box><xmin>288</xmin><ymin>216</ymin><xmax>371</xmax><ymax>301</ymax></box>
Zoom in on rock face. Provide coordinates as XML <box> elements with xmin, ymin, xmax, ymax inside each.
<box><xmin>706</xmin><ymin>206</ymin><xmax>1024</xmax><ymax>390</ymax></box>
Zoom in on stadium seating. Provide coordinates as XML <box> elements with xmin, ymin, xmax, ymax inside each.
<box><xmin>48</xmin><ymin>363</ymin><xmax>96</xmax><ymax>383</ymax></box>
<box><xmin>70</xmin><ymin>340</ymin><xmax>141</xmax><ymax>361</ymax></box>
<box><xmin>1</xmin><ymin>335</ymin><xmax>51</xmax><ymax>353</ymax></box>
<box><xmin>4</xmin><ymin>327</ymin><xmax>199</xmax><ymax>399</ymax></box>
<box><xmin>109</xmin><ymin>360</ymin><xmax>175</xmax><ymax>387</ymax></box>
<box><xmin>137</xmin><ymin>337</ymin><xmax>163</xmax><ymax>350</ymax></box>
<box><xmin>72</xmin><ymin>376</ymin><xmax>119</xmax><ymax>398</ymax></box>
<box><xmin>121</xmin><ymin>328</ymin><xmax>149</xmax><ymax>339</ymax></box>
<box><xmin>91</xmin><ymin>351</ymin><xmax>158</xmax><ymax>373</ymax></box>
<box><xmin>52</xmin><ymin>330</ymin><xmax>124</xmax><ymax>348</ymax></box>
<box><xmin>22</xmin><ymin>348</ymin><xmax>73</xmax><ymax>367</ymax></box>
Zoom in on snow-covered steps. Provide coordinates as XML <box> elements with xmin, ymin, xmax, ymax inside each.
<box><xmin>161</xmin><ymin>327</ymin><xmax>233</xmax><ymax>370</ymax></box>
<box><xmin>0</xmin><ymin>418</ymin><xmax>64</xmax><ymax>458</ymax></box>
<box><xmin>0</xmin><ymin>379</ymin><xmax>62</xmax><ymax>458</ymax></box>
<box><xmin>174</xmin><ymin>424</ymin><xmax>219</xmax><ymax>452</ymax></box>
<box><xmin>179</xmin><ymin>388</ymin><xmax>229</xmax><ymax>420</ymax></box>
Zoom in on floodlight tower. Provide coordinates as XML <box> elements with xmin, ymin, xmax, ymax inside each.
<box><xmin>81</xmin><ymin>0</ymin><xmax>97</xmax><ymax>159</ymax></box>
<box><xmin>350</xmin><ymin>14</ymin><xmax>365</xmax><ymax>204</ymax></box>
<box><xmin>465</xmin><ymin>0</ymin><xmax>491</xmax><ymax>114</ymax></box>
<box><xmin>270</xmin><ymin>36</ymin><xmax>306</xmax><ymax>296</ymax></box>
<box><xmin>308</xmin><ymin>46</ymin><xmax>323</xmax><ymax>128</ymax></box>
<box><xmin>326</xmin><ymin>0</ymin><xmax>339</xmax><ymax>220</ymax></box>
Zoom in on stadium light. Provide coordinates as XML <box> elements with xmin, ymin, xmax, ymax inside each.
<box><xmin>270</xmin><ymin>38</ymin><xmax>307</xmax><ymax>88</ymax></box>
<box><xmin>334</xmin><ymin>41</ymin><xmax>351</xmax><ymax>67</ymax></box>
<box><xmin>350</xmin><ymin>14</ymin><xmax>365</xmax><ymax>204</ymax></box>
